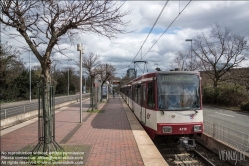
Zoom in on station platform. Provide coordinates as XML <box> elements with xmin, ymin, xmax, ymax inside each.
<box><xmin>0</xmin><ymin>96</ymin><xmax>168</xmax><ymax>166</ymax></box>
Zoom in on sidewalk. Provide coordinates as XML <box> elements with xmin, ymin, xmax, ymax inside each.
<box><xmin>1</xmin><ymin>97</ymin><xmax>167</xmax><ymax>166</ymax></box>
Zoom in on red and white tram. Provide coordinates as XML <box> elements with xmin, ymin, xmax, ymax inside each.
<box><xmin>120</xmin><ymin>70</ymin><xmax>203</xmax><ymax>148</ymax></box>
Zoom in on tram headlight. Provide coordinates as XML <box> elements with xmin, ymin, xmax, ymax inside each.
<box><xmin>162</xmin><ymin>126</ymin><xmax>172</xmax><ymax>133</ymax></box>
<box><xmin>194</xmin><ymin>125</ymin><xmax>202</xmax><ymax>132</ymax></box>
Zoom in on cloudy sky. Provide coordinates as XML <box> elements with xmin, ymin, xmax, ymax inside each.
<box><xmin>2</xmin><ymin>1</ymin><xmax>249</xmax><ymax>78</ymax></box>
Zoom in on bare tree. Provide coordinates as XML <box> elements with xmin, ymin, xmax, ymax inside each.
<box><xmin>98</xmin><ymin>63</ymin><xmax>116</xmax><ymax>86</ymax></box>
<box><xmin>82</xmin><ymin>52</ymin><xmax>101</xmax><ymax>110</ymax></box>
<box><xmin>82</xmin><ymin>52</ymin><xmax>101</xmax><ymax>76</ymax></box>
<box><xmin>174</xmin><ymin>51</ymin><xmax>199</xmax><ymax>71</ymax></box>
<box><xmin>1</xmin><ymin>0</ymin><xmax>130</xmax><ymax>154</ymax></box>
<box><xmin>192</xmin><ymin>23</ymin><xmax>249</xmax><ymax>89</ymax></box>
<box><xmin>174</xmin><ymin>51</ymin><xmax>186</xmax><ymax>70</ymax></box>
<box><xmin>97</xmin><ymin>63</ymin><xmax>116</xmax><ymax>100</ymax></box>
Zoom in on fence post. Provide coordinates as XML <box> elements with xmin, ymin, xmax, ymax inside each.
<box><xmin>247</xmin><ymin>135</ymin><xmax>249</xmax><ymax>151</ymax></box>
<box><xmin>241</xmin><ymin>134</ymin><xmax>246</xmax><ymax>150</ymax></box>
<box><xmin>24</xmin><ymin>106</ymin><xmax>26</xmax><ymax>113</ymax></box>
<box><xmin>213</xmin><ymin>123</ymin><xmax>215</xmax><ymax>138</ymax></box>
<box><xmin>4</xmin><ymin>109</ymin><xmax>6</xmax><ymax>119</ymax></box>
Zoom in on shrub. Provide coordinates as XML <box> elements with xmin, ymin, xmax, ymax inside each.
<box><xmin>202</xmin><ymin>83</ymin><xmax>249</xmax><ymax>107</ymax></box>
<box><xmin>202</xmin><ymin>85</ymin><xmax>215</xmax><ymax>104</ymax></box>
<box><xmin>216</xmin><ymin>84</ymin><xmax>238</xmax><ymax>106</ymax></box>
<box><xmin>240</xmin><ymin>102</ymin><xmax>249</xmax><ymax>111</ymax></box>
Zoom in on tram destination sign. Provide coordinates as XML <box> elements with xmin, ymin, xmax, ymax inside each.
<box><xmin>159</xmin><ymin>75</ymin><xmax>197</xmax><ymax>83</ymax></box>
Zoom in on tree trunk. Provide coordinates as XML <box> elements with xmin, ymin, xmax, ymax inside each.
<box><xmin>31</xmin><ymin>55</ymin><xmax>63</xmax><ymax>161</ymax></box>
<box><xmin>100</xmin><ymin>84</ymin><xmax>103</xmax><ymax>102</ymax></box>
<box><xmin>42</xmin><ymin>65</ymin><xmax>53</xmax><ymax>152</ymax></box>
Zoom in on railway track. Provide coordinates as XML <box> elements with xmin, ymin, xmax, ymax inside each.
<box><xmin>154</xmin><ymin>136</ymin><xmax>233</xmax><ymax>166</ymax></box>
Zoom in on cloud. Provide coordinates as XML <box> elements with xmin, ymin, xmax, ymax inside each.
<box><xmin>1</xmin><ymin>1</ymin><xmax>249</xmax><ymax>78</ymax></box>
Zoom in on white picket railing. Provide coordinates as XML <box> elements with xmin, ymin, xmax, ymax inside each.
<box><xmin>204</xmin><ymin>119</ymin><xmax>249</xmax><ymax>154</ymax></box>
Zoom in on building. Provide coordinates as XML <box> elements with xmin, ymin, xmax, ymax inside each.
<box><xmin>126</xmin><ymin>68</ymin><xmax>136</xmax><ymax>78</ymax></box>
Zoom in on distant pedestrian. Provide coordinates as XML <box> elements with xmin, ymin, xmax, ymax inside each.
<box><xmin>113</xmin><ymin>89</ymin><xmax>115</xmax><ymax>98</ymax></box>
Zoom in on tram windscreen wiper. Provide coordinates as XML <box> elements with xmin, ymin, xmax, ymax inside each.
<box><xmin>191</xmin><ymin>107</ymin><xmax>198</xmax><ymax>115</ymax></box>
<box><xmin>193</xmin><ymin>109</ymin><xmax>198</xmax><ymax>114</ymax></box>
<box><xmin>158</xmin><ymin>106</ymin><xmax>164</xmax><ymax>115</ymax></box>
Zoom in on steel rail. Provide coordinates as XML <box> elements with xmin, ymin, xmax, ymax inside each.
<box><xmin>194</xmin><ymin>150</ymin><xmax>216</xmax><ymax>166</ymax></box>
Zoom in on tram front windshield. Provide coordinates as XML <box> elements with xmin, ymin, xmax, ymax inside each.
<box><xmin>157</xmin><ymin>74</ymin><xmax>200</xmax><ymax>110</ymax></box>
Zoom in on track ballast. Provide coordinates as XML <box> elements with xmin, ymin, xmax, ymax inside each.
<box><xmin>153</xmin><ymin>136</ymin><xmax>233</xmax><ymax>166</ymax></box>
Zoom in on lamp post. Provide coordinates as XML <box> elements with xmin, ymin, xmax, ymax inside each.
<box><xmin>185</xmin><ymin>39</ymin><xmax>192</xmax><ymax>71</ymax></box>
<box><xmin>77</xmin><ymin>44</ymin><xmax>83</xmax><ymax>123</ymax></box>
<box><xmin>29</xmin><ymin>36</ymin><xmax>37</xmax><ymax>102</ymax></box>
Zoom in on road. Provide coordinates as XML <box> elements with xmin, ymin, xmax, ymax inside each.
<box><xmin>0</xmin><ymin>94</ymin><xmax>90</xmax><ymax>119</ymax></box>
<box><xmin>203</xmin><ymin>106</ymin><xmax>249</xmax><ymax>135</ymax></box>
<box><xmin>0</xmin><ymin>94</ymin><xmax>81</xmax><ymax>109</ymax></box>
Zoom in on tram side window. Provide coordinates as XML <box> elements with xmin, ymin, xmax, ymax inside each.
<box><xmin>142</xmin><ymin>85</ymin><xmax>146</xmax><ymax>107</ymax></box>
<box><xmin>137</xmin><ymin>87</ymin><xmax>141</xmax><ymax>105</ymax></box>
<box><xmin>132</xmin><ymin>86</ymin><xmax>135</xmax><ymax>100</ymax></box>
<box><xmin>133</xmin><ymin>86</ymin><xmax>138</xmax><ymax>102</ymax></box>
<box><xmin>147</xmin><ymin>82</ymin><xmax>155</xmax><ymax>109</ymax></box>
<box><xmin>129</xmin><ymin>88</ymin><xmax>132</xmax><ymax>99</ymax></box>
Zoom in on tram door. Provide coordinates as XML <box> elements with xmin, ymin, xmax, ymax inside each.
<box><xmin>140</xmin><ymin>84</ymin><xmax>146</xmax><ymax>124</ymax></box>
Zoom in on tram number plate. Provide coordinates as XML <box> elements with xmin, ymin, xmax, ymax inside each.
<box><xmin>179</xmin><ymin>127</ymin><xmax>187</xmax><ymax>131</ymax></box>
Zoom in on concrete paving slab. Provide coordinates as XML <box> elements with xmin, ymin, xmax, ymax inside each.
<box><xmin>132</xmin><ymin>131</ymin><xmax>154</xmax><ymax>145</ymax></box>
<box><xmin>143</xmin><ymin>158</ymin><xmax>168</xmax><ymax>166</ymax></box>
<box><xmin>130</xmin><ymin>123</ymin><xmax>144</xmax><ymax>130</ymax></box>
<box><xmin>138</xmin><ymin>144</ymin><xmax>164</xmax><ymax>158</ymax></box>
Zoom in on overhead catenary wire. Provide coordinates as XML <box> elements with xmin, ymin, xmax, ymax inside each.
<box><xmin>116</xmin><ymin>65</ymin><xmax>130</xmax><ymax>71</ymax></box>
<box><xmin>135</xmin><ymin>63</ymin><xmax>144</xmax><ymax>73</ymax></box>
<box><xmin>142</xmin><ymin>0</ymin><xmax>192</xmax><ymax>59</ymax></box>
<box><xmin>123</xmin><ymin>0</ymin><xmax>191</xmax><ymax>77</ymax></box>
<box><xmin>129</xmin><ymin>0</ymin><xmax>169</xmax><ymax>66</ymax></box>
